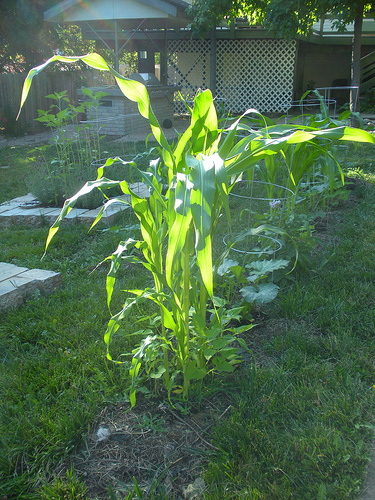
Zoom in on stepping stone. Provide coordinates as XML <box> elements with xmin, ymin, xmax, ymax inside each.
<box><xmin>0</xmin><ymin>262</ymin><xmax>62</xmax><ymax>313</ymax></box>
<box><xmin>0</xmin><ymin>191</ymin><xmax>147</xmax><ymax>227</ymax></box>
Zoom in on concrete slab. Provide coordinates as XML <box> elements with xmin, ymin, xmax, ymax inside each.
<box><xmin>78</xmin><ymin>208</ymin><xmax>117</xmax><ymax>225</ymax></box>
<box><xmin>0</xmin><ymin>204</ymin><xmax>12</xmax><ymax>215</ymax></box>
<box><xmin>0</xmin><ymin>262</ymin><xmax>62</xmax><ymax>313</ymax></box>
<box><xmin>0</xmin><ymin>193</ymin><xmax>137</xmax><ymax>227</ymax></box>
<box><xmin>0</xmin><ymin>262</ymin><xmax>29</xmax><ymax>282</ymax></box>
<box><xmin>0</xmin><ymin>281</ymin><xmax>23</xmax><ymax>311</ymax></box>
<box><xmin>19</xmin><ymin>268</ymin><xmax>63</xmax><ymax>295</ymax></box>
<box><xmin>6</xmin><ymin>274</ymin><xmax>39</xmax><ymax>298</ymax></box>
<box><xmin>7</xmin><ymin>193</ymin><xmax>39</xmax><ymax>205</ymax></box>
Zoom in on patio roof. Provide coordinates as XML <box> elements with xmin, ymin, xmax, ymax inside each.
<box><xmin>44</xmin><ymin>0</ymin><xmax>193</xmax><ymax>71</ymax></box>
<box><xmin>44</xmin><ymin>0</ymin><xmax>192</xmax><ymax>29</ymax></box>
<box><xmin>310</xmin><ymin>17</ymin><xmax>375</xmax><ymax>45</ymax></box>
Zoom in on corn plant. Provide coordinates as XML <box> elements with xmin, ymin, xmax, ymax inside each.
<box><xmin>17</xmin><ymin>53</ymin><xmax>375</xmax><ymax>405</ymax></box>
<box><xmin>26</xmin><ymin>89</ymin><xmax>110</xmax><ymax>208</ymax></box>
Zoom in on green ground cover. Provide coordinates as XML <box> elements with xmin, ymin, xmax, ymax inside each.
<box><xmin>2</xmin><ymin>62</ymin><xmax>375</xmax><ymax>497</ymax></box>
<box><xmin>1</xmin><ymin>134</ymin><xmax>375</xmax><ymax>498</ymax></box>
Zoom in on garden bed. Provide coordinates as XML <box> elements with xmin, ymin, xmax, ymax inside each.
<box><xmin>1</xmin><ymin>66</ymin><xmax>375</xmax><ymax>499</ymax></box>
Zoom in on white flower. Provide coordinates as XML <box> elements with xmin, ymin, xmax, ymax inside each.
<box><xmin>269</xmin><ymin>199</ymin><xmax>281</xmax><ymax>209</ymax></box>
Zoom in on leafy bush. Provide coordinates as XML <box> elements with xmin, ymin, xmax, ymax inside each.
<box><xmin>361</xmin><ymin>87</ymin><xmax>375</xmax><ymax>113</ymax></box>
<box><xmin>25</xmin><ymin>89</ymin><xmax>129</xmax><ymax>208</ymax></box>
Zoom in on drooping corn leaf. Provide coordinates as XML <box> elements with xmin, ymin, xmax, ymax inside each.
<box><xmin>17</xmin><ymin>52</ymin><xmax>171</xmax><ymax>153</ymax></box>
<box><xmin>44</xmin><ymin>177</ymin><xmax>126</xmax><ymax>254</ymax></box>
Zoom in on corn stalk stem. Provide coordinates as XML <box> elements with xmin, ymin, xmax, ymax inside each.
<box><xmin>182</xmin><ymin>230</ymin><xmax>191</xmax><ymax>397</ymax></box>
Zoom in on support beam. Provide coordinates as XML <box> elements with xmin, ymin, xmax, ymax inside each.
<box><xmin>210</xmin><ymin>29</ymin><xmax>216</xmax><ymax>96</ymax></box>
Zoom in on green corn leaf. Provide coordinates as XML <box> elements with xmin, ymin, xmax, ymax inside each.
<box><xmin>127</xmin><ymin>289</ymin><xmax>179</xmax><ymax>332</ymax></box>
<box><xmin>89</xmin><ymin>196</ymin><xmax>132</xmax><ymax>231</ymax></box>
<box><xmin>190</xmin><ymin>89</ymin><xmax>218</xmax><ymax>154</ymax></box>
<box><xmin>322</xmin><ymin>126</ymin><xmax>375</xmax><ymax>143</ymax></box>
<box><xmin>131</xmin><ymin>197</ymin><xmax>161</xmax><ymax>265</ymax></box>
<box><xmin>226</xmin><ymin>139</ymin><xmax>281</xmax><ymax>175</ymax></box>
<box><xmin>105</xmin><ymin>239</ymin><xmax>138</xmax><ymax>309</ymax></box>
<box><xmin>104</xmin><ymin>297</ymin><xmax>140</xmax><ymax>360</ymax></box>
<box><xmin>44</xmin><ymin>177</ymin><xmax>124</xmax><ymax>254</ymax></box>
<box><xmin>189</xmin><ymin>154</ymin><xmax>216</xmax><ymax>297</ymax></box>
<box><xmin>218</xmin><ymin>125</ymin><xmax>237</xmax><ymax>159</ymax></box>
<box><xmin>173</xmin><ymin>125</ymin><xmax>193</xmax><ymax>171</ymax></box>
<box><xmin>212</xmin><ymin>152</ymin><xmax>231</xmax><ymax>226</ymax></box>
<box><xmin>129</xmin><ymin>335</ymin><xmax>156</xmax><ymax>406</ymax></box>
<box><xmin>17</xmin><ymin>52</ymin><xmax>172</xmax><ymax>156</ymax></box>
<box><xmin>166</xmin><ymin>173</ymin><xmax>193</xmax><ymax>288</ymax></box>
<box><xmin>219</xmin><ymin>109</ymin><xmax>260</xmax><ymax>159</ymax></box>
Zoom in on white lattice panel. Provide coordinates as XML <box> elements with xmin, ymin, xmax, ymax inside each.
<box><xmin>167</xmin><ymin>38</ymin><xmax>296</xmax><ymax>114</ymax></box>
<box><xmin>167</xmin><ymin>39</ymin><xmax>210</xmax><ymax>114</ymax></box>
<box><xmin>217</xmin><ymin>39</ymin><xmax>296</xmax><ymax>113</ymax></box>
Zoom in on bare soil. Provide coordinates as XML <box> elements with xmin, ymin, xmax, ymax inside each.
<box><xmin>55</xmin><ymin>393</ymin><xmax>234</xmax><ymax>499</ymax></box>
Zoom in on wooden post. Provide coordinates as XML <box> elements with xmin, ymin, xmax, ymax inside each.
<box><xmin>351</xmin><ymin>5</ymin><xmax>364</xmax><ymax>114</ymax></box>
<box><xmin>210</xmin><ymin>28</ymin><xmax>217</xmax><ymax>97</ymax></box>
<box><xmin>160</xmin><ymin>30</ymin><xmax>168</xmax><ymax>85</ymax></box>
<box><xmin>114</xmin><ymin>19</ymin><xmax>119</xmax><ymax>73</ymax></box>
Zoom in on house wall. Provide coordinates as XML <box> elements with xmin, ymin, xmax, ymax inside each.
<box><xmin>167</xmin><ymin>38</ymin><xmax>297</xmax><ymax>114</ymax></box>
<box><xmin>295</xmin><ymin>42</ymin><xmax>351</xmax><ymax>99</ymax></box>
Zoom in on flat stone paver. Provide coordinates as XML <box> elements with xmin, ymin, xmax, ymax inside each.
<box><xmin>0</xmin><ymin>185</ymin><xmax>151</xmax><ymax>310</ymax></box>
<box><xmin>0</xmin><ymin>262</ymin><xmax>62</xmax><ymax>313</ymax></box>
<box><xmin>0</xmin><ymin>187</ymin><xmax>149</xmax><ymax>228</ymax></box>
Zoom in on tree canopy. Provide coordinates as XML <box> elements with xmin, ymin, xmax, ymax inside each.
<box><xmin>0</xmin><ymin>0</ymin><xmax>98</xmax><ymax>73</ymax></box>
<box><xmin>189</xmin><ymin>0</ymin><xmax>374</xmax><ymax>37</ymax></box>
<box><xmin>0</xmin><ymin>0</ymin><xmax>56</xmax><ymax>72</ymax></box>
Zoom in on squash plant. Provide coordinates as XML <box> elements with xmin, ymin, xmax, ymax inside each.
<box><xmin>18</xmin><ymin>53</ymin><xmax>375</xmax><ymax>405</ymax></box>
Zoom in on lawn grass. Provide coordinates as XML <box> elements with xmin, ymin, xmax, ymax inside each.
<box><xmin>204</xmin><ymin>156</ymin><xmax>375</xmax><ymax>499</ymax></box>
<box><xmin>1</xmin><ymin>139</ymin><xmax>375</xmax><ymax>499</ymax></box>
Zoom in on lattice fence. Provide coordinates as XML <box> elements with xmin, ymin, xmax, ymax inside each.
<box><xmin>167</xmin><ymin>38</ymin><xmax>297</xmax><ymax>114</ymax></box>
<box><xmin>167</xmin><ymin>39</ymin><xmax>210</xmax><ymax>114</ymax></box>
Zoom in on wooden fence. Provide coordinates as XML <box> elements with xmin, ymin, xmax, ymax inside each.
<box><xmin>0</xmin><ymin>70</ymin><xmax>114</xmax><ymax>135</ymax></box>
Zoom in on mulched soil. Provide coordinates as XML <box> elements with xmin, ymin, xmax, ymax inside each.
<box><xmin>55</xmin><ymin>393</ymin><xmax>234</xmax><ymax>499</ymax></box>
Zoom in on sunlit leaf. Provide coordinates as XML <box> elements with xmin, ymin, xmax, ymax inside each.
<box><xmin>240</xmin><ymin>283</ymin><xmax>279</xmax><ymax>304</ymax></box>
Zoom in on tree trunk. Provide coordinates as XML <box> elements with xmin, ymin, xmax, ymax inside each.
<box><xmin>350</xmin><ymin>4</ymin><xmax>364</xmax><ymax>114</ymax></box>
